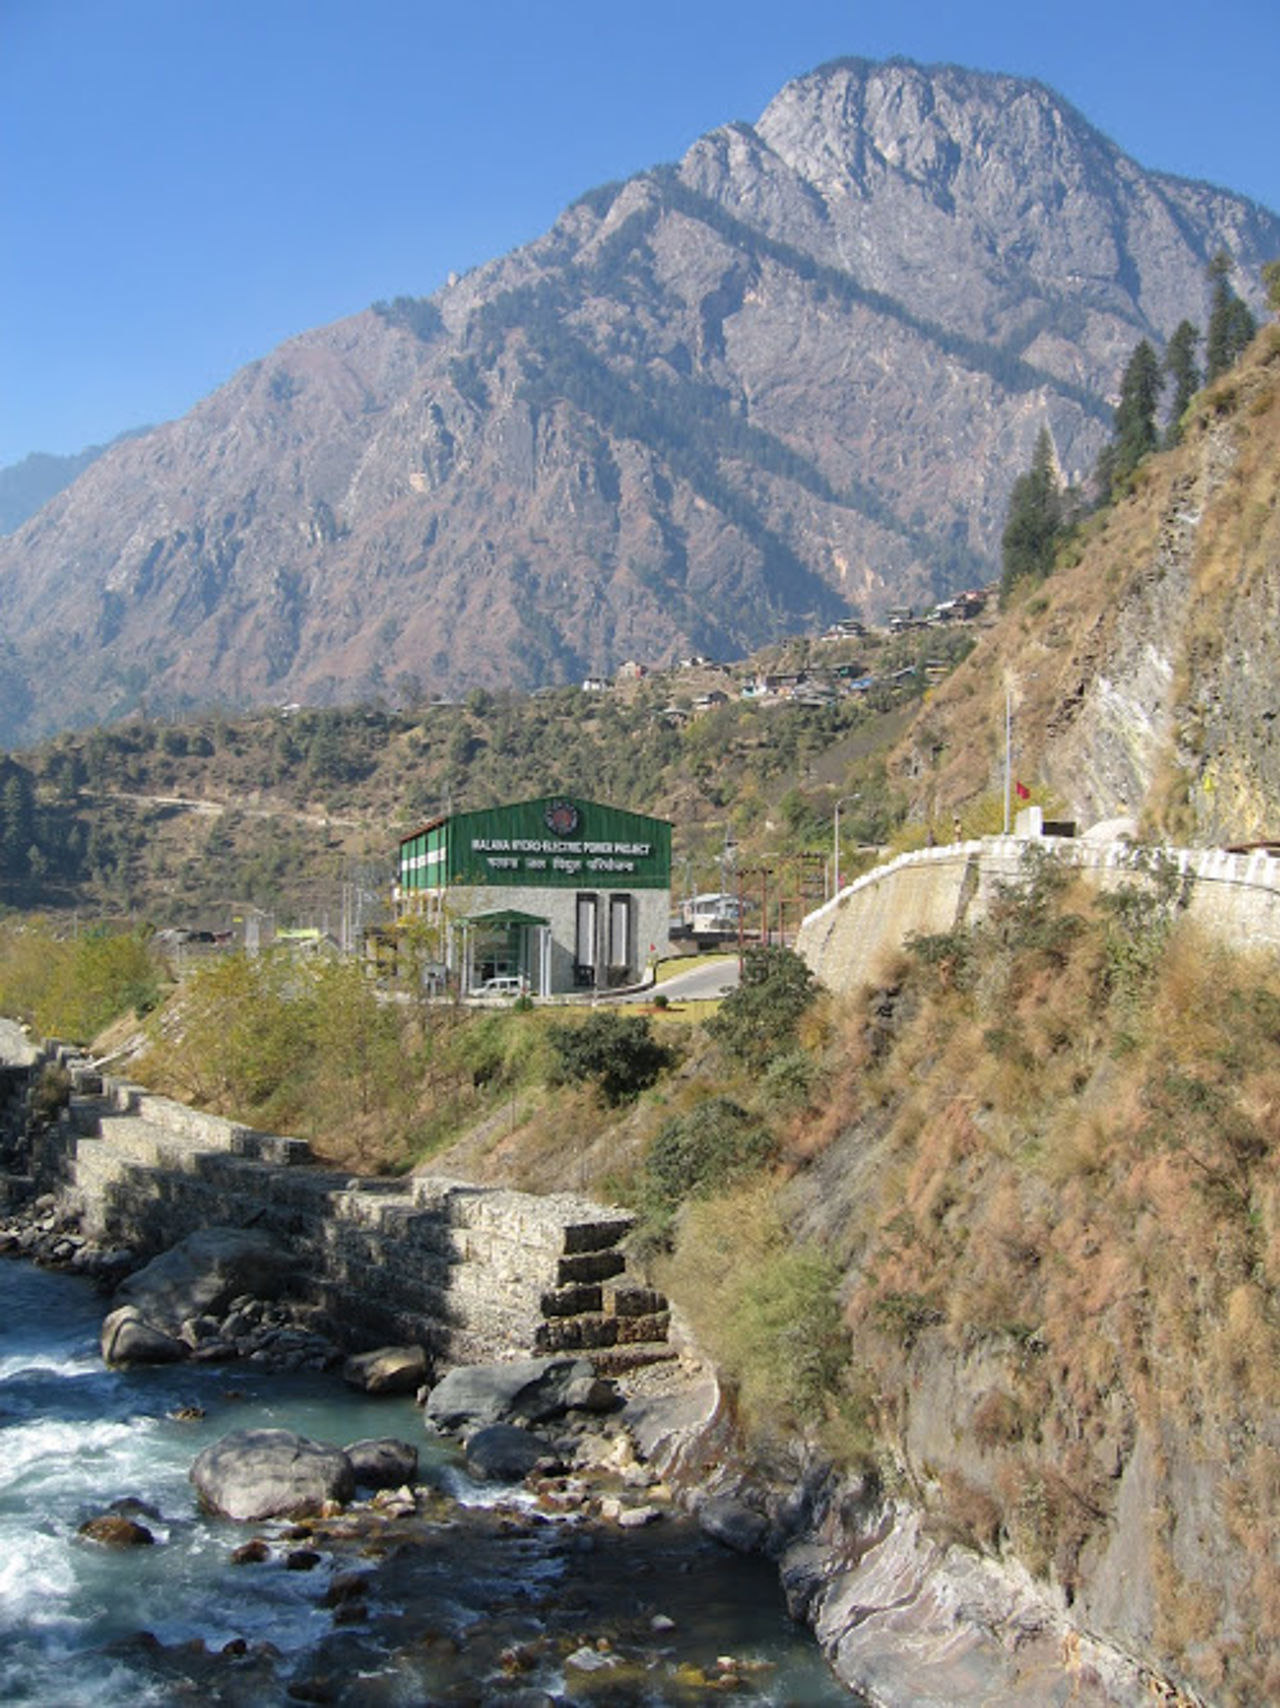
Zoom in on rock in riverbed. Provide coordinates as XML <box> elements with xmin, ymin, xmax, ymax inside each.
<box><xmin>342</xmin><ymin>1344</ymin><xmax>428</xmax><ymax>1395</ymax></box>
<box><xmin>101</xmin><ymin>1305</ymin><xmax>186</xmax><ymax>1366</ymax></box>
<box><xmin>114</xmin><ymin>1227</ymin><xmax>296</xmax><ymax>1331</ymax></box>
<box><xmin>464</xmin><ymin>1423</ymin><xmax>559</xmax><ymax>1483</ymax></box>
<box><xmin>342</xmin><ymin>1436</ymin><xmax>419</xmax><ymax>1489</ymax></box>
<box><xmin>190</xmin><ymin>1428</ymin><xmax>355</xmax><ymax>1521</ymax></box>
<box><xmin>423</xmin><ymin>1355</ymin><xmax>616</xmax><ymax>1432</ymax></box>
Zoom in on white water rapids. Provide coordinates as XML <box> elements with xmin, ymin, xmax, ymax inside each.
<box><xmin>0</xmin><ymin>1260</ymin><xmax>854</xmax><ymax>1704</ymax></box>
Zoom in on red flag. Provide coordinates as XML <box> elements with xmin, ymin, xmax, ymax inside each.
<box><xmin>1015</xmin><ymin>780</ymin><xmax>1031</xmax><ymax>801</ymax></box>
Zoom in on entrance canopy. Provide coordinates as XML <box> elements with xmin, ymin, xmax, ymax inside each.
<box><xmin>459</xmin><ymin>909</ymin><xmax>550</xmax><ymax>927</ymax></box>
<box><xmin>456</xmin><ymin>908</ymin><xmax>552</xmax><ymax>996</ymax></box>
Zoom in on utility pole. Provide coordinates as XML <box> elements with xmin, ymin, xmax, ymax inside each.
<box><xmin>833</xmin><ymin>794</ymin><xmax>860</xmax><ymax>894</ymax></box>
<box><xmin>737</xmin><ymin>864</ymin><xmax>774</xmax><ymax>970</ymax></box>
<box><xmin>719</xmin><ymin>825</ymin><xmax>737</xmax><ymax>905</ymax></box>
<box><xmin>797</xmin><ymin>851</ymin><xmax>826</xmax><ymax>932</ymax></box>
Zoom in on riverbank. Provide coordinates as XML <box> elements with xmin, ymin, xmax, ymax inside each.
<box><xmin>0</xmin><ymin>1037</ymin><xmax>1206</xmax><ymax>1706</ymax></box>
<box><xmin>1</xmin><ymin>1183</ymin><xmax>1192</xmax><ymax>1708</ymax></box>
<box><xmin>0</xmin><ymin>1254</ymin><xmax>853</xmax><ymax>1705</ymax></box>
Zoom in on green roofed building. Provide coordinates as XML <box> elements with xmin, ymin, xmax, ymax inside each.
<box><xmin>396</xmin><ymin>796</ymin><xmax>672</xmax><ymax>996</ymax></box>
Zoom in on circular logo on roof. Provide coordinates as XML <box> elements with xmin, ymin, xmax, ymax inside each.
<box><xmin>544</xmin><ymin>799</ymin><xmax>581</xmax><ymax>836</ymax></box>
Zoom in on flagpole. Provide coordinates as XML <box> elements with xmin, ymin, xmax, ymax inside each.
<box><xmin>1004</xmin><ymin>686</ymin><xmax>1012</xmax><ymax>835</ymax></box>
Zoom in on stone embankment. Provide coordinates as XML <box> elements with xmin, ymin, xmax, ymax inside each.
<box><xmin>3</xmin><ymin>1042</ymin><xmax>670</xmax><ymax>1374</ymax></box>
<box><xmin>799</xmin><ymin>824</ymin><xmax>1280</xmax><ymax>995</ymax></box>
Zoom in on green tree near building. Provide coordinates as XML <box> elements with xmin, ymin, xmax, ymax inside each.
<box><xmin>707</xmin><ymin>946</ymin><xmax>818</xmax><ymax>1065</ymax></box>
<box><xmin>1000</xmin><ymin>426</ymin><xmax>1063</xmax><ymax>603</ymax></box>
<box><xmin>1205</xmin><ymin>253</ymin><xmax>1257</xmax><ymax>383</ymax></box>
<box><xmin>1162</xmin><ymin>320</ymin><xmax>1201</xmax><ymax>446</ymax></box>
<box><xmin>548</xmin><ymin>1010</ymin><xmax>671</xmax><ymax>1106</ymax></box>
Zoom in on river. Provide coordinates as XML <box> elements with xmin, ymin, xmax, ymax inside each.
<box><xmin>0</xmin><ymin>1259</ymin><xmax>856</xmax><ymax>1704</ymax></box>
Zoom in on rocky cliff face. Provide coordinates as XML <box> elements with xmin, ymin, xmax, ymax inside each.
<box><xmin>2</xmin><ymin>59</ymin><xmax>1277</xmax><ymax>745</ymax></box>
<box><xmin>896</xmin><ymin>325</ymin><xmax>1280</xmax><ymax>844</ymax></box>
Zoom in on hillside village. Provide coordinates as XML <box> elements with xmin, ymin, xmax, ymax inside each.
<box><xmin>584</xmin><ymin>588</ymin><xmax>993</xmax><ymax>713</ymax></box>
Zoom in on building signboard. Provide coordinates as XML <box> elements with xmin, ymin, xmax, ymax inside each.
<box><xmin>398</xmin><ymin>796</ymin><xmax>671</xmax><ymax>895</ymax></box>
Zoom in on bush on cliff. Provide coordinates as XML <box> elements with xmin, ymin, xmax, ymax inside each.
<box><xmin>660</xmin><ymin>1180</ymin><xmax>853</xmax><ymax>1439</ymax></box>
<box><xmin>706</xmin><ymin>946</ymin><xmax>818</xmax><ymax>1065</ymax></box>
<box><xmin>637</xmin><ymin>1096</ymin><xmax>775</xmax><ymax>1243</ymax></box>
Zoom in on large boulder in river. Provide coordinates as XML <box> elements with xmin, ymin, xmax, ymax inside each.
<box><xmin>114</xmin><ymin>1227</ymin><xmax>296</xmax><ymax>1333</ymax></box>
<box><xmin>101</xmin><ymin>1304</ymin><xmax>187</xmax><ymax>1366</ymax></box>
<box><xmin>464</xmin><ymin>1423</ymin><xmax>558</xmax><ymax>1483</ymax></box>
<box><xmin>342</xmin><ymin>1344</ymin><xmax>428</xmax><ymax>1395</ymax></box>
<box><xmin>423</xmin><ymin>1356</ymin><xmax>607</xmax><ymax>1433</ymax></box>
<box><xmin>342</xmin><ymin>1436</ymin><xmax>419</xmax><ymax>1489</ymax></box>
<box><xmin>191</xmin><ymin>1428</ymin><xmax>355</xmax><ymax>1521</ymax></box>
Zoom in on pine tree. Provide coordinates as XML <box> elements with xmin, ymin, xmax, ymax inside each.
<box><xmin>1162</xmin><ymin>320</ymin><xmax>1200</xmax><ymax>446</ymax></box>
<box><xmin>0</xmin><ymin>772</ymin><xmax>34</xmax><ymax>879</ymax></box>
<box><xmin>1265</xmin><ymin>260</ymin><xmax>1280</xmax><ymax>317</ymax></box>
<box><xmin>1000</xmin><ymin>426</ymin><xmax>1063</xmax><ymax>603</ymax></box>
<box><xmin>1103</xmin><ymin>339</ymin><xmax>1162</xmax><ymax>497</ymax></box>
<box><xmin>1206</xmin><ymin>253</ymin><xmax>1256</xmax><ymax>382</ymax></box>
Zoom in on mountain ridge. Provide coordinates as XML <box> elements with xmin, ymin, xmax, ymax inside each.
<box><xmin>1</xmin><ymin>57</ymin><xmax>1276</xmax><ymax>746</ymax></box>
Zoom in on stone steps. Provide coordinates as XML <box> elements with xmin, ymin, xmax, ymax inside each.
<box><xmin>592</xmin><ymin>1341</ymin><xmax>680</xmax><ymax>1376</ymax></box>
<box><xmin>535</xmin><ymin>1309</ymin><xmax>671</xmax><ymax>1354</ymax></box>
<box><xmin>52</xmin><ymin>1079</ymin><xmax>672</xmax><ymax>1370</ymax></box>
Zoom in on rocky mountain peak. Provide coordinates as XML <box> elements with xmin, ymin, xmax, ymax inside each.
<box><xmin>0</xmin><ymin>58</ymin><xmax>1276</xmax><ymax>746</ymax></box>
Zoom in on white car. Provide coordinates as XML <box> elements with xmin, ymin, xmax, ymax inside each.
<box><xmin>472</xmin><ymin>975</ymin><xmax>526</xmax><ymax>997</ymax></box>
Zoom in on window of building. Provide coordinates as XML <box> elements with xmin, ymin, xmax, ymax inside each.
<box><xmin>608</xmin><ymin>893</ymin><xmax>632</xmax><ymax>974</ymax></box>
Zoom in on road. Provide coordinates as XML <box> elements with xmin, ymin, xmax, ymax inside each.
<box><xmin>623</xmin><ymin>956</ymin><xmax>740</xmax><ymax>1003</ymax></box>
<box><xmin>80</xmin><ymin>789</ymin><xmax>360</xmax><ymax>829</ymax></box>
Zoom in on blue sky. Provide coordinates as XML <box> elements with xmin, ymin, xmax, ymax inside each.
<box><xmin>2</xmin><ymin>0</ymin><xmax>1277</xmax><ymax>468</ymax></box>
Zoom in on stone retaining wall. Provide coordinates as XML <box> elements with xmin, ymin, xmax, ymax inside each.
<box><xmin>798</xmin><ymin>832</ymin><xmax>1280</xmax><ymax>995</ymax></box>
<box><xmin>39</xmin><ymin>1074</ymin><xmax>668</xmax><ymax>1371</ymax></box>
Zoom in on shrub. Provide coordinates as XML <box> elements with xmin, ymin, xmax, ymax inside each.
<box><xmin>662</xmin><ymin>1182</ymin><xmax>851</xmax><ymax>1437</ymax></box>
<box><xmin>1099</xmin><ymin>850</ymin><xmax>1193</xmax><ymax>1011</ymax></box>
<box><xmin>872</xmin><ymin>1290</ymin><xmax>944</xmax><ymax>1348</ymax></box>
<box><xmin>639</xmin><ymin>1095</ymin><xmax>775</xmax><ymax>1232</ymax></box>
<box><xmin>731</xmin><ymin>1240</ymin><xmax>849</xmax><ymax>1427</ymax></box>
<box><xmin>547</xmin><ymin>1010</ymin><xmax>670</xmax><ymax>1106</ymax></box>
<box><xmin>761</xmin><ymin>1047</ymin><xmax>822</xmax><ymax>1110</ymax></box>
<box><xmin>0</xmin><ymin>920</ymin><xmax>160</xmax><ymax>1041</ymax></box>
<box><xmin>706</xmin><ymin>946</ymin><xmax>818</xmax><ymax>1064</ymax></box>
<box><xmin>140</xmin><ymin>949</ymin><xmax>310</xmax><ymax>1114</ymax></box>
<box><xmin>904</xmin><ymin>926</ymin><xmax>977</xmax><ymax>990</ymax></box>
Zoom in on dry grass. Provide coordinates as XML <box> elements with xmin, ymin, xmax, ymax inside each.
<box><xmin>883</xmin><ymin>335</ymin><xmax>1280</xmax><ymax>845</ymax></box>
<box><xmin>773</xmin><ymin>855</ymin><xmax>1280</xmax><ymax>1695</ymax></box>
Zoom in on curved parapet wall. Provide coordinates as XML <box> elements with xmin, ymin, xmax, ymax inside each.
<box><xmin>798</xmin><ymin>835</ymin><xmax>1280</xmax><ymax>996</ymax></box>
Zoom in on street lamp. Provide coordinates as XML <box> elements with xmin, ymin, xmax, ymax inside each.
<box><xmin>833</xmin><ymin>794</ymin><xmax>860</xmax><ymax>895</ymax></box>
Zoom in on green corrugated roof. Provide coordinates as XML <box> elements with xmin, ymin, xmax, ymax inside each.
<box><xmin>460</xmin><ymin>908</ymin><xmax>550</xmax><ymax>926</ymax></box>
